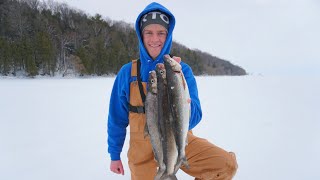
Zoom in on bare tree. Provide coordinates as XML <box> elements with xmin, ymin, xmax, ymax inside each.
<box><xmin>91</xmin><ymin>14</ymin><xmax>103</xmax><ymax>37</ymax></box>
<box><xmin>9</xmin><ymin>0</ymin><xmax>29</xmax><ymax>38</ymax></box>
<box><xmin>25</xmin><ymin>0</ymin><xmax>39</xmax><ymax>11</ymax></box>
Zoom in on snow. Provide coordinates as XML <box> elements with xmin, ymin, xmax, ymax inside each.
<box><xmin>0</xmin><ymin>76</ymin><xmax>319</xmax><ymax>180</ymax></box>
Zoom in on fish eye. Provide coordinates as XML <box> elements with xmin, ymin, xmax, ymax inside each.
<box><xmin>151</xmin><ymin>79</ymin><xmax>154</xmax><ymax>83</ymax></box>
<box><xmin>160</xmin><ymin>70</ymin><xmax>164</xmax><ymax>74</ymax></box>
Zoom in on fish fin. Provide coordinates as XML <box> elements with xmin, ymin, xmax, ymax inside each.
<box><xmin>173</xmin><ymin>161</ymin><xmax>181</xmax><ymax>174</ymax></box>
<box><xmin>181</xmin><ymin>73</ymin><xmax>187</xmax><ymax>90</ymax></box>
<box><xmin>189</xmin><ymin>104</ymin><xmax>191</xmax><ymax>120</ymax></box>
<box><xmin>144</xmin><ymin>124</ymin><xmax>149</xmax><ymax>139</ymax></box>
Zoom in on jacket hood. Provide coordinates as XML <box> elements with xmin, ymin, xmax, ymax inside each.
<box><xmin>135</xmin><ymin>2</ymin><xmax>175</xmax><ymax>81</ymax></box>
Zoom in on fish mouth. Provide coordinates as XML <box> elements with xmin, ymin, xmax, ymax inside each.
<box><xmin>157</xmin><ymin>63</ymin><xmax>165</xmax><ymax>69</ymax></box>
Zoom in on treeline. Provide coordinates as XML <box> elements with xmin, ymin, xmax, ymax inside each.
<box><xmin>0</xmin><ymin>0</ymin><xmax>246</xmax><ymax>77</ymax></box>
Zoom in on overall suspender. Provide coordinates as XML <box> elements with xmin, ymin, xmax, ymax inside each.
<box><xmin>129</xmin><ymin>59</ymin><xmax>146</xmax><ymax>114</ymax></box>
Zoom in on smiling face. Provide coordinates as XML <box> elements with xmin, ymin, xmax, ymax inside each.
<box><xmin>142</xmin><ymin>24</ymin><xmax>167</xmax><ymax>60</ymax></box>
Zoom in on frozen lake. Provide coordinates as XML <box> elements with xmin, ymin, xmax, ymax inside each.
<box><xmin>0</xmin><ymin>76</ymin><xmax>319</xmax><ymax>179</ymax></box>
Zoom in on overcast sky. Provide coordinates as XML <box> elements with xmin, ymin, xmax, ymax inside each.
<box><xmin>54</xmin><ymin>0</ymin><xmax>320</xmax><ymax>76</ymax></box>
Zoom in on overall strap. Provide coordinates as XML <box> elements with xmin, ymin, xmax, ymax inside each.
<box><xmin>136</xmin><ymin>59</ymin><xmax>146</xmax><ymax>103</ymax></box>
<box><xmin>129</xmin><ymin>59</ymin><xmax>146</xmax><ymax>114</ymax></box>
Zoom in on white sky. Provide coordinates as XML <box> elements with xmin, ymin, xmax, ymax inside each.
<box><xmin>54</xmin><ymin>0</ymin><xmax>320</xmax><ymax>76</ymax></box>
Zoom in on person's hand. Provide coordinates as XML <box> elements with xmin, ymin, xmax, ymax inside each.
<box><xmin>172</xmin><ymin>56</ymin><xmax>181</xmax><ymax>63</ymax></box>
<box><xmin>110</xmin><ymin>160</ymin><xmax>124</xmax><ymax>175</ymax></box>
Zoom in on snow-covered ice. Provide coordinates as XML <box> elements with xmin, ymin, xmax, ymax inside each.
<box><xmin>0</xmin><ymin>76</ymin><xmax>319</xmax><ymax>180</ymax></box>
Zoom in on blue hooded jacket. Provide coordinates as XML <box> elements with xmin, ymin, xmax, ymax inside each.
<box><xmin>107</xmin><ymin>2</ymin><xmax>202</xmax><ymax>161</ymax></box>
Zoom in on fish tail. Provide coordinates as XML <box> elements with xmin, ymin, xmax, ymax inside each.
<box><xmin>174</xmin><ymin>155</ymin><xmax>189</xmax><ymax>173</ymax></box>
<box><xmin>161</xmin><ymin>174</ymin><xmax>178</xmax><ymax>180</ymax></box>
<box><xmin>155</xmin><ymin>167</ymin><xmax>165</xmax><ymax>180</ymax></box>
<box><xmin>181</xmin><ymin>156</ymin><xmax>189</xmax><ymax>169</ymax></box>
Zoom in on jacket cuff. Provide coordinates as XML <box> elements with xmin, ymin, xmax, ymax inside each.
<box><xmin>111</xmin><ymin>153</ymin><xmax>121</xmax><ymax>161</ymax></box>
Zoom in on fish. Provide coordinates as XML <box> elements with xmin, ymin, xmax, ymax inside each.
<box><xmin>163</xmin><ymin>54</ymin><xmax>191</xmax><ymax>173</ymax></box>
<box><xmin>145</xmin><ymin>70</ymin><xmax>166</xmax><ymax>180</ymax></box>
<box><xmin>156</xmin><ymin>63</ymin><xmax>178</xmax><ymax>180</ymax></box>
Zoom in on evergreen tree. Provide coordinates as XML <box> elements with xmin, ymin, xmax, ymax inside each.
<box><xmin>35</xmin><ymin>31</ymin><xmax>55</xmax><ymax>75</ymax></box>
<box><xmin>22</xmin><ymin>37</ymin><xmax>38</xmax><ymax>77</ymax></box>
<box><xmin>76</xmin><ymin>46</ymin><xmax>92</xmax><ymax>74</ymax></box>
<box><xmin>0</xmin><ymin>37</ymin><xmax>11</xmax><ymax>75</ymax></box>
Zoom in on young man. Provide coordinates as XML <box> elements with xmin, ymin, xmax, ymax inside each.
<box><xmin>108</xmin><ymin>2</ymin><xmax>238</xmax><ymax>180</ymax></box>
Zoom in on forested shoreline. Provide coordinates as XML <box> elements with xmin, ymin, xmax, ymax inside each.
<box><xmin>0</xmin><ymin>0</ymin><xmax>246</xmax><ymax>77</ymax></box>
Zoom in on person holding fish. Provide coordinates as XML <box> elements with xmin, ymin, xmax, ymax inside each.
<box><xmin>107</xmin><ymin>2</ymin><xmax>238</xmax><ymax>180</ymax></box>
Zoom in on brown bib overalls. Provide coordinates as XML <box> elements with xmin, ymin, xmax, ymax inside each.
<box><xmin>127</xmin><ymin>60</ymin><xmax>238</xmax><ymax>180</ymax></box>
